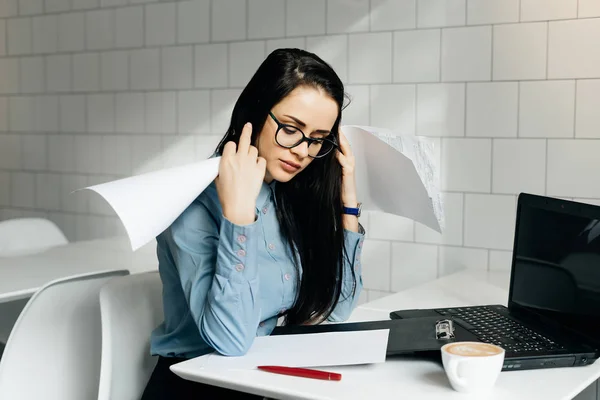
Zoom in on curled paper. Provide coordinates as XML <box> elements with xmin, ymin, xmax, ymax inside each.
<box><xmin>82</xmin><ymin>127</ymin><xmax>443</xmax><ymax>251</ymax></box>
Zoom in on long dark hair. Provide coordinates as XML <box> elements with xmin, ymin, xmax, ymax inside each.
<box><xmin>215</xmin><ymin>48</ymin><xmax>356</xmax><ymax>325</ymax></box>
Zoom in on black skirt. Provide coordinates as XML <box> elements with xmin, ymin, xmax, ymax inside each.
<box><xmin>141</xmin><ymin>356</ymin><xmax>263</xmax><ymax>400</ymax></box>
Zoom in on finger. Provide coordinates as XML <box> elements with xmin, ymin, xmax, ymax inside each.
<box><xmin>248</xmin><ymin>145</ymin><xmax>258</xmax><ymax>159</ymax></box>
<box><xmin>238</xmin><ymin>122</ymin><xmax>252</xmax><ymax>155</ymax></box>
<box><xmin>222</xmin><ymin>141</ymin><xmax>237</xmax><ymax>157</ymax></box>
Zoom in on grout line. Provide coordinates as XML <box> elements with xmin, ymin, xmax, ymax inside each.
<box><xmin>487</xmin><ymin>246</ymin><xmax>492</xmax><ymax>271</ymax></box>
<box><xmin>462</xmin><ymin>82</ymin><xmax>467</xmax><ymax>136</ymax></box>
<box><xmin>462</xmin><ymin>191</ymin><xmax>467</xmax><ymax>246</ymax></box>
<box><xmin>489</xmin><ymin>138</ymin><xmax>494</xmax><ymax>193</ymax></box>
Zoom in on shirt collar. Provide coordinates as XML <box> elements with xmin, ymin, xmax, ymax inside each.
<box><xmin>256</xmin><ymin>180</ymin><xmax>277</xmax><ymax>210</ymax></box>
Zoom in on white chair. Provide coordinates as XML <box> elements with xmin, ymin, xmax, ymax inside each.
<box><xmin>0</xmin><ymin>269</ymin><xmax>129</xmax><ymax>400</ymax></box>
<box><xmin>0</xmin><ymin>218</ymin><xmax>69</xmax><ymax>257</ymax></box>
<box><xmin>98</xmin><ymin>271</ymin><xmax>164</xmax><ymax>400</ymax></box>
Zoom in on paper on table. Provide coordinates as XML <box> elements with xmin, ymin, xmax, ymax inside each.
<box><xmin>171</xmin><ymin>330</ymin><xmax>389</xmax><ymax>372</ymax></box>
<box><xmin>81</xmin><ymin>126</ymin><xmax>442</xmax><ymax>251</ymax></box>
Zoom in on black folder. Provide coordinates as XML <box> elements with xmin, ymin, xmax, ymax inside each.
<box><xmin>272</xmin><ymin>316</ymin><xmax>465</xmax><ymax>356</ymax></box>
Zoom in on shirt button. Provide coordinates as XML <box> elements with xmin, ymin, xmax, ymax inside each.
<box><xmin>268</xmin><ymin>243</ymin><xmax>275</xmax><ymax>251</ymax></box>
<box><xmin>237</xmin><ymin>249</ymin><xmax>246</xmax><ymax>257</ymax></box>
<box><xmin>237</xmin><ymin>235</ymin><xmax>246</xmax><ymax>243</ymax></box>
<box><xmin>259</xmin><ymin>322</ymin><xmax>265</xmax><ymax>327</ymax></box>
<box><xmin>358</xmin><ymin>241</ymin><xmax>363</xmax><ymax>248</ymax></box>
<box><xmin>262</xmin><ymin>207</ymin><xmax>268</xmax><ymax>214</ymax></box>
<box><xmin>235</xmin><ymin>263</ymin><xmax>244</xmax><ymax>272</ymax></box>
<box><xmin>284</xmin><ymin>273</ymin><xmax>291</xmax><ymax>281</ymax></box>
<box><xmin>280</xmin><ymin>308</ymin><xmax>286</xmax><ymax>315</ymax></box>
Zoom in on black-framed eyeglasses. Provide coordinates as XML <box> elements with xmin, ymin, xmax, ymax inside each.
<box><xmin>269</xmin><ymin>112</ymin><xmax>338</xmax><ymax>159</ymax></box>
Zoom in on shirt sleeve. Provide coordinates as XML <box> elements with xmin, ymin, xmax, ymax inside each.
<box><xmin>158</xmin><ymin>196</ymin><xmax>262</xmax><ymax>356</ymax></box>
<box><xmin>327</xmin><ymin>224</ymin><xmax>365</xmax><ymax>322</ymax></box>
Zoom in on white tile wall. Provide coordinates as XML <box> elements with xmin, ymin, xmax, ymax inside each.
<box><xmin>520</xmin><ymin>0</ymin><xmax>577</xmax><ymax>22</ymax></box>
<box><xmin>145</xmin><ymin>3</ymin><xmax>176</xmax><ymax>47</ymax></box>
<box><xmin>361</xmin><ymin>239</ymin><xmax>391</xmax><ymax>291</ymax></box>
<box><xmin>519</xmin><ymin>80</ymin><xmax>576</xmax><ymax>138</ymax></box>
<box><xmin>466</xmin><ymin>82</ymin><xmax>518</xmax><ymax>137</ymax></box>
<box><xmin>229</xmin><ymin>41</ymin><xmax>266</xmax><ymax>87</ymax></box>
<box><xmin>417</xmin><ymin>0</ymin><xmax>465</xmax><ymax>28</ymax></box>
<box><xmin>177</xmin><ymin>0</ymin><xmax>210</xmax><ymax>44</ymax></box>
<box><xmin>247</xmin><ymin>0</ymin><xmax>284</xmax><ymax>39</ymax></box>
<box><xmin>370</xmin><ymin>0</ymin><xmax>416</xmax><ymax>31</ymax></box>
<box><xmin>59</xmin><ymin>13</ymin><xmax>85</xmax><ymax>52</ymax></box>
<box><xmin>441</xmin><ymin>138</ymin><xmax>491</xmax><ymax>192</ymax></box>
<box><xmin>348</xmin><ymin>32</ymin><xmax>392</xmax><ymax>84</ymax></box>
<box><xmin>548</xmin><ymin>19</ymin><xmax>600</xmax><ymax>79</ymax></box>
<box><xmin>576</xmin><ymin>80</ymin><xmax>600</xmax><ymax>138</ymax></box>
<box><xmin>493</xmin><ymin>23</ymin><xmax>547</xmax><ymax>81</ymax></box>
<box><xmin>286</xmin><ymin>0</ymin><xmax>326</xmax><ymax>37</ymax></box>
<box><xmin>393</xmin><ymin>29</ymin><xmax>440</xmax><ymax>83</ymax></box>
<box><xmin>579</xmin><ymin>0</ymin><xmax>600</xmax><ymax>18</ymax></box>
<box><xmin>416</xmin><ymin>83</ymin><xmax>464</xmax><ymax>137</ymax></box>
<box><xmin>547</xmin><ymin>140</ymin><xmax>600</xmax><ymax>198</ymax></box>
<box><xmin>492</xmin><ymin>139</ymin><xmax>546</xmax><ymax>195</ymax></box>
<box><xmin>1</xmin><ymin>1</ymin><xmax>599</xmax><ymax>311</ymax></box>
<box><xmin>370</xmin><ymin>84</ymin><xmax>415</xmax><ymax>134</ymax></box>
<box><xmin>438</xmin><ymin>246</ymin><xmax>488</xmax><ymax>276</ymax></box>
<box><xmin>327</xmin><ymin>0</ymin><xmax>370</xmax><ymax>34</ymax></box>
<box><xmin>391</xmin><ymin>242</ymin><xmax>438</xmax><ymax>291</ymax></box>
<box><xmin>115</xmin><ymin>7</ymin><xmax>143</xmax><ymax>49</ymax></box>
<box><xmin>195</xmin><ymin>44</ymin><xmax>228</xmax><ymax>88</ymax></box>
<box><xmin>466</xmin><ymin>0</ymin><xmax>519</xmax><ymax>25</ymax></box>
<box><xmin>441</xmin><ymin>26</ymin><xmax>491</xmax><ymax>82</ymax></box>
<box><xmin>464</xmin><ymin>194</ymin><xmax>516</xmax><ymax>250</ymax></box>
<box><xmin>212</xmin><ymin>0</ymin><xmax>246</xmax><ymax>42</ymax></box>
<box><xmin>489</xmin><ymin>250</ymin><xmax>512</xmax><ymax>271</ymax></box>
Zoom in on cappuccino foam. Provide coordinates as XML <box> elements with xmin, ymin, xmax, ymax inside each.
<box><xmin>444</xmin><ymin>342</ymin><xmax>503</xmax><ymax>357</ymax></box>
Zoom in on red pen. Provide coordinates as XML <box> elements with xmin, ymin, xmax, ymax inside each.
<box><xmin>257</xmin><ymin>365</ymin><xmax>342</xmax><ymax>381</ymax></box>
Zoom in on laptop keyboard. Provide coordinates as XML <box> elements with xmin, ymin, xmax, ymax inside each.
<box><xmin>435</xmin><ymin>306</ymin><xmax>567</xmax><ymax>354</ymax></box>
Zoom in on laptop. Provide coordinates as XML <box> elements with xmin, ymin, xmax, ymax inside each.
<box><xmin>389</xmin><ymin>193</ymin><xmax>600</xmax><ymax>371</ymax></box>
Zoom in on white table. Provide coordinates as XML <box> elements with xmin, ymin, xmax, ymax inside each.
<box><xmin>0</xmin><ymin>236</ymin><xmax>158</xmax><ymax>302</ymax></box>
<box><xmin>171</xmin><ymin>270</ymin><xmax>600</xmax><ymax>400</ymax></box>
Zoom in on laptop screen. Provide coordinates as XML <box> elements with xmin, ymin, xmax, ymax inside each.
<box><xmin>509</xmin><ymin>195</ymin><xmax>600</xmax><ymax>341</ymax></box>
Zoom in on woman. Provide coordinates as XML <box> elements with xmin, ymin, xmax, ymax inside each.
<box><xmin>141</xmin><ymin>48</ymin><xmax>365</xmax><ymax>399</ymax></box>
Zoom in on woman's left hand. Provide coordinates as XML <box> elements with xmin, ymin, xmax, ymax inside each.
<box><xmin>336</xmin><ymin>128</ymin><xmax>358</xmax><ymax>208</ymax></box>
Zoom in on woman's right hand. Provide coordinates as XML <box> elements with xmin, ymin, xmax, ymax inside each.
<box><xmin>216</xmin><ymin>122</ymin><xmax>267</xmax><ymax>226</ymax></box>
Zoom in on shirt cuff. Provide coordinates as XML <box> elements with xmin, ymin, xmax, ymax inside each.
<box><xmin>343</xmin><ymin>226</ymin><xmax>365</xmax><ymax>280</ymax></box>
<box><xmin>216</xmin><ymin>214</ymin><xmax>260</xmax><ymax>283</ymax></box>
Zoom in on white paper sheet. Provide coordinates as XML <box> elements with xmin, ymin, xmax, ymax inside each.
<box><xmin>81</xmin><ymin>157</ymin><xmax>220</xmax><ymax>251</ymax></box>
<box><xmin>81</xmin><ymin>126</ymin><xmax>443</xmax><ymax>251</ymax></box>
<box><xmin>172</xmin><ymin>330</ymin><xmax>389</xmax><ymax>371</ymax></box>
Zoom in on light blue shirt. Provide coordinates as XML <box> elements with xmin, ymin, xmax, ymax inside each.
<box><xmin>150</xmin><ymin>180</ymin><xmax>365</xmax><ymax>358</ymax></box>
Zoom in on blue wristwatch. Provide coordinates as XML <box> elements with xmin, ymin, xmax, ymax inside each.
<box><xmin>343</xmin><ymin>202</ymin><xmax>362</xmax><ymax>217</ymax></box>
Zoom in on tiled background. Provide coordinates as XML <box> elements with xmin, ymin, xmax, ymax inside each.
<box><xmin>1</xmin><ymin>0</ymin><xmax>600</xmax><ymax>305</ymax></box>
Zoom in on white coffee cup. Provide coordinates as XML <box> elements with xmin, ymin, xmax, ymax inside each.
<box><xmin>441</xmin><ymin>341</ymin><xmax>505</xmax><ymax>393</ymax></box>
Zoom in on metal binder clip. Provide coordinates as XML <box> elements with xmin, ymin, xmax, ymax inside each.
<box><xmin>435</xmin><ymin>319</ymin><xmax>455</xmax><ymax>340</ymax></box>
